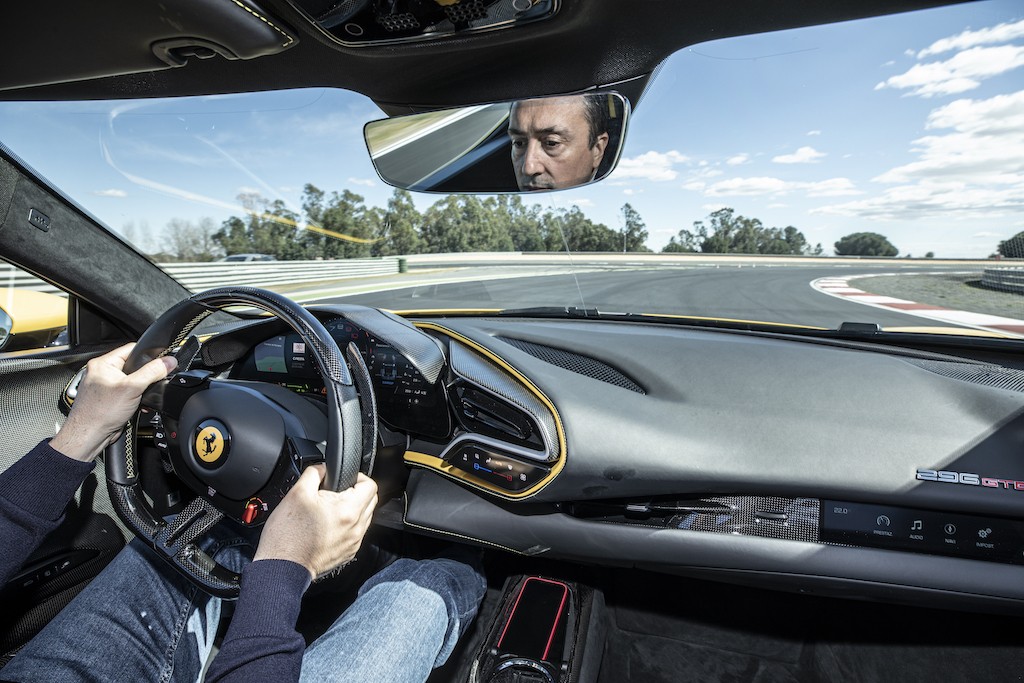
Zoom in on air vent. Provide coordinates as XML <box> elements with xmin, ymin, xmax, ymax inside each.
<box><xmin>497</xmin><ymin>337</ymin><xmax>645</xmax><ymax>394</ymax></box>
<box><xmin>453</xmin><ymin>383</ymin><xmax>544</xmax><ymax>451</ymax></box>
<box><xmin>903</xmin><ymin>359</ymin><xmax>1024</xmax><ymax>393</ymax></box>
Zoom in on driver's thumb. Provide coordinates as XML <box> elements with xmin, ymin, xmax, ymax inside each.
<box><xmin>133</xmin><ymin>355</ymin><xmax>177</xmax><ymax>386</ymax></box>
<box><xmin>297</xmin><ymin>463</ymin><xmax>327</xmax><ymax>493</ymax></box>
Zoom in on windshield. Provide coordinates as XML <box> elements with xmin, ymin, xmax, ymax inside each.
<box><xmin>1</xmin><ymin>0</ymin><xmax>1022</xmax><ymax>338</ymax></box>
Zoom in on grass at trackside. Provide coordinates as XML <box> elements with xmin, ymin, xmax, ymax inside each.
<box><xmin>364</xmin><ymin>110</ymin><xmax>456</xmax><ymax>151</ymax></box>
<box><xmin>852</xmin><ymin>272</ymin><xmax>1024</xmax><ymax>321</ymax></box>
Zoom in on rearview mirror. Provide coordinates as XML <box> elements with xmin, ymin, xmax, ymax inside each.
<box><xmin>364</xmin><ymin>92</ymin><xmax>629</xmax><ymax>194</ymax></box>
<box><xmin>0</xmin><ymin>305</ymin><xmax>10</xmax><ymax>351</ymax></box>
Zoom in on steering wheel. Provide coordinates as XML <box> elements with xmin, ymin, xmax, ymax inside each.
<box><xmin>102</xmin><ymin>287</ymin><xmax>374</xmax><ymax>598</ymax></box>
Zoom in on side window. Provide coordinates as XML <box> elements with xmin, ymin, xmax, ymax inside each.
<box><xmin>0</xmin><ymin>259</ymin><xmax>69</xmax><ymax>353</ymax></box>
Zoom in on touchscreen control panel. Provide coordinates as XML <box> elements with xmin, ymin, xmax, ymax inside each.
<box><xmin>821</xmin><ymin>500</ymin><xmax>1024</xmax><ymax>564</ymax></box>
<box><xmin>449</xmin><ymin>443</ymin><xmax>551</xmax><ymax>493</ymax></box>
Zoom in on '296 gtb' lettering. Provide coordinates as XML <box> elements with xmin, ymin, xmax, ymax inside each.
<box><xmin>917</xmin><ymin>469</ymin><xmax>1024</xmax><ymax>491</ymax></box>
<box><xmin>916</xmin><ymin>469</ymin><xmax>980</xmax><ymax>485</ymax></box>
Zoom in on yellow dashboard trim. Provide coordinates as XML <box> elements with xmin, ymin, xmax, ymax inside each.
<box><xmin>409</xmin><ymin>321</ymin><xmax>567</xmax><ymax>500</ymax></box>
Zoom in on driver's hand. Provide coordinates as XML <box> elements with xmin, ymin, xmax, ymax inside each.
<box><xmin>50</xmin><ymin>343</ymin><xmax>177</xmax><ymax>462</ymax></box>
<box><xmin>254</xmin><ymin>465</ymin><xmax>378</xmax><ymax>579</ymax></box>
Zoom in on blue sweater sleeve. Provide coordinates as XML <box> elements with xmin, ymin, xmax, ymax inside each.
<box><xmin>0</xmin><ymin>440</ymin><xmax>95</xmax><ymax>585</ymax></box>
<box><xmin>205</xmin><ymin>559</ymin><xmax>312</xmax><ymax>682</ymax></box>
<box><xmin>3</xmin><ymin>442</ymin><xmax>313</xmax><ymax>681</ymax></box>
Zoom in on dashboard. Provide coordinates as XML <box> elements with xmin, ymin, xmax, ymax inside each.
<box><xmin>202</xmin><ymin>307</ymin><xmax>1024</xmax><ymax>614</ymax></box>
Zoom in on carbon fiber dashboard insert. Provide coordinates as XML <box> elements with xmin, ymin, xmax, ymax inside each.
<box><xmin>569</xmin><ymin>496</ymin><xmax>821</xmax><ymax>544</ymax></box>
<box><xmin>496</xmin><ymin>336</ymin><xmax>645</xmax><ymax>394</ymax></box>
<box><xmin>679</xmin><ymin>496</ymin><xmax>820</xmax><ymax>543</ymax></box>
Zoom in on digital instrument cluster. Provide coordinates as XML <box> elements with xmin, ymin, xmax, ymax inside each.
<box><xmin>235</xmin><ymin>317</ymin><xmax>449</xmax><ymax>438</ymax></box>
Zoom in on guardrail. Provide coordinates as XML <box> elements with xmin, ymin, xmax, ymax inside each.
<box><xmin>0</xmin><ymin>258</ymin><xmax>401</xmax><ymax>296</ymax></box>
<box><xmin>981</xmin><ymin>268</ymin><xmax>1024</xmax><ymax>294</ymax></box>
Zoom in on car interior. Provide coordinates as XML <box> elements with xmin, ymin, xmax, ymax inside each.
<box><xmin>3</xmin><ymin>0</ymin><xmax>1024</xmax><ymax>681</ymax></box>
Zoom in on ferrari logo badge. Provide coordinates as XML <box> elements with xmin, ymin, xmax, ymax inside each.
<box><xmin>194</xmin><ymin>420</ymin><xmax>229</xmax><ymax>464</ymax></box>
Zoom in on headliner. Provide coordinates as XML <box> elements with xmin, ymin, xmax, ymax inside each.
<box><xmin>0</xmin><ymin>0</ymin><xmax>968</xmax><ymax>113</ymax></box>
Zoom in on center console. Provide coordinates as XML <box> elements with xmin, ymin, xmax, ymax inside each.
<box><xmin>469</xmin><ymin>575</ymin><xmax>606</xmax><ymax>683</ymax></box>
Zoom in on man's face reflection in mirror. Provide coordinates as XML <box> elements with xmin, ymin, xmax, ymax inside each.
<box><xmin>509</xmin><ymin>95</ymin><xmax>610</xmax><ymax>191</ymax></box>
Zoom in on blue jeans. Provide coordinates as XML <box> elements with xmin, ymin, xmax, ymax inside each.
<box><xmin>0</xmin><ymin>535</ymin><xmax>486</xmax><ymax>683</ymax></box>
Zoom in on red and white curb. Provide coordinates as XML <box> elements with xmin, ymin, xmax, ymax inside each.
<box><xmin>811</xmin><ymin>275</ymin><xmax>1024</xmax><ymax>338</ymax></box>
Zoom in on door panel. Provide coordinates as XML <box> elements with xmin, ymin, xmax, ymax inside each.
<box><xmin>0</xmin><ymin>348</ymin><xmax>127</xmax><ymax>664</ymax></box>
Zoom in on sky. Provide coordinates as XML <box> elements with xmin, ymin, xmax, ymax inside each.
<box><xmin>0</xmin><ymin>0</ymin><xmax>1021</xmax><ymax>258</ymax></box>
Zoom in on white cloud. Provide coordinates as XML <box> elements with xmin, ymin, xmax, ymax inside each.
<box><xmin>806</xmin><ymin>130</ymin><xmax>822</xmax><ymax>136</ymax></box>
<box><xmin>904</xmin><ymin>48</ymin><xmax>917</xmax><ymax>57</ymax></box>
<box><xmin>816</xmin><ymin>90</ymin><xmax>1024</xmax><ymax>220</ymax></box>
<box><xmin>679</xmin><ymin>166</ymin><xmax>725</xmax><ymax>192</ymax></box>
<box><xmin>611</xmin><ymin>150</ymin><xmax>689</xmax><ymax>181</ymax></box>
<box><xmin>622</xmin><ymin>188</ymin><xmax>642</xmax><ymax>196</ymax></box>
<box><xmin>702</xmin><ymin>203</ymin><xmax>728</xmax><ymax>213</ymax></box>
<box><xmin>92</xmin><ymin>189</ymin><xmax>127</xmax><ymax>198</ymax></box>
<box><xmin>875</xmin><ymin>90</ymin><xmax>1024</xmax><ymax>184</ymax></box>
<box><xmin>875</xmin><ymin>45</ymin><xmax>1024</xmax><ymax>98</ymax></box>
<box><xmin>883</xmin><ymin>60</ymin><xmax>896</xmax><ymax>67</ymax></box>
<box><xmin>974</xmin><ymin>231</ymin><xmax>1004</xmax><ymax>238</ymax></box>
<box><xmin>570</xmin><ymin>198</ymin><xmax>594</xmax><ymax>207</ymax></box>
<box><xmin>726</xmin><ymin>153</ymin><xmax>750</xmax><ymax>166</ymax></box>
<box><xmin>767</xmin><ymin>203</ymin><xmax>788</xmax><ymax>209</ymax></box>
<box><xmin>772</xmin><ymin>146</ymin><xmax>826</xmax><ymax>164</ymax></box>
<box><xmin>917</xmin><ymin>18</ymin><xmax>1024</xmax><ymax>59</ymax></box>
<box><xmin>348</xmin><ymin>177</ymin><xmax>377</xmax><ymax>187</ymax></box>
<box><xmin>813</xmin><ymin>182</ymin><xmax>1024</xmax><ymax>220</ymax></box>
<box><xmin>237</xmin><ymin>186</ymin><xmax>261</xmax><ymax>195</ymax></box>
<box><xmin>702</xmin><ymin>176</ymin><xmax>860</xmax><ymax>197</ymax></box>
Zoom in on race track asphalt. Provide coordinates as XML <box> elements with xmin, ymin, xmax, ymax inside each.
<box><xmin>324</xmin><ymin>264</ymin><xmax>987</xmax><ymax>331</ymax></box>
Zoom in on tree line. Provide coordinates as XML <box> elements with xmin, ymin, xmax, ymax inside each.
<box><xmin>147</xmin><ymin>185</ymin><xmax>906</xmax><ymax>261</ymax></box>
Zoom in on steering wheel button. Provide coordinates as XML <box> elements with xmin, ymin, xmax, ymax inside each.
<box><xmin>173</xmin><ymin>369</ymin><xmax>213</xmax><ymax>387</ymax></box>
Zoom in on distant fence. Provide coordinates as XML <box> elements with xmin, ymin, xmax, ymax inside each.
<box><xmin>0</xmin><ymin>258</ymin><xmax>401</xmax><ymax>296</ymax></box>
<box><xmin>981</xmin><ymin>268</ymin><xmax>1024</xmax><ymax>294</ymax></box>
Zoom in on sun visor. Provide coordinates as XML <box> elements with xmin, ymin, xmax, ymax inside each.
<box><xmin>0</xmin><ymin>0</ymin><xmax>296</xmax><ymax>92</ymax></box>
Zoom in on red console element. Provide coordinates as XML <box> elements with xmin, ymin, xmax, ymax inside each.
<box><xmin>497</xmin><ymin>577</ymin><xmax>570</xmax><ymax>663</ymax></box>
<box><xmin>472</xmin><ymin>574</ymin><xmax>606</xmax><ymax>683</ymax></box>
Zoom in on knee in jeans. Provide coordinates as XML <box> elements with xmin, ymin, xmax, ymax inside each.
<box><xmin>363</xmin><ymin>557</ymin><xmax>484</xmax><ymax>622</ymax></box>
